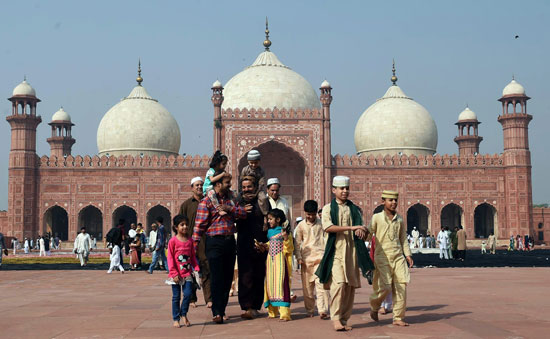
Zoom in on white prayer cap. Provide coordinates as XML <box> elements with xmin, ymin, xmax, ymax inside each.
<box><xmin>332</xmin><ymin>175</ymin><xmax>350</xmax><ymax>187</ymax></box>
<box><xmin>267</xmin><ymin>178</ymin><xmax>280</xmax><ymax>187</ymax></box>
<box><xmin>247</xmin><ymin>149</ymin><xmax>261</xmax><ymax>160</ymax></box>
<box><xmin>128</xmin><ymin>229</ymin><xmax>137</xmax><ymax>238</ymax></box>
<box><xmin>190</xmin><ymin>176</ymin><xmax>204</xmax><ymax>186</ymax></box>
<box><xmin>296</xmin><ymin>217</ymin><xmax>303</xmax><ymax>223</ymax></box>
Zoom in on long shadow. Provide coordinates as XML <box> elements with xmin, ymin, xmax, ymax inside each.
<box><xmin>407</xmin><ymin>304</ymin><xmax>447</xmax><ymax>311</ymax></box>
<box><xmin>352</xmin><ymin>311</ymin><xmax>471</xmax><ymax>328</ymax></box>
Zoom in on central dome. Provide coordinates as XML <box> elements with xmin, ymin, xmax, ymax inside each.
<box><xmin>222</xmin><ymin>50</ymin><xmax>320</xmax><ymax>110</ymax></box>
<box><xmin>354</xmin><ymin>84</ymin><xmax>438</xmax><ymax>156</ymax></box>
<box><xmin>97</xmin><ymin>81</ymin><xmax>181</xmax><ymax>157</ymax></box>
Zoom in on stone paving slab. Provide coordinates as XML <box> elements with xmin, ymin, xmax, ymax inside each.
<box><xmin>0</xmin><ymin>268</ymin><xmax>549</xmax><ymax>338</ymax></box>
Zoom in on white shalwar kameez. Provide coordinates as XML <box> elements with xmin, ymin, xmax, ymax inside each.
<box><xmin>73</xmin><ymin>233</ymin><xmax>92</xmax><ymax>266</ymax></box>
<box><xmin>107</xmin><ymin>245</ymin><xmax>124</xmax><ymax>273</ymax></box>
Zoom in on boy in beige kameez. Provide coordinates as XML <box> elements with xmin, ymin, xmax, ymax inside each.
<box><xmin>295</xmin><ymin>200</ymin><xmax>329</xmax><ymax>318</ymax></box>
<box><xmin>368</xmin><ymin>190</ymin><xmax>413</xmax><ymax>326</ymax></box>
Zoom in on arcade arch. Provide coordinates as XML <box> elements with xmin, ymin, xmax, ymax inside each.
<box><xmin>146</xmin><ymin>205</ymin><xmax>172</xmax><ymax>235</ymax></box>
<box><xmin>238</xmin><ymin>141</ymin><xmax>306</xmax><ymax>221</ymax></box>
<box><xmin>474</xmin><ymin>203</ymin><xmax>497</xmax><ymax>238</ymax></box>
<box><xmin>43</xmin><ymin>206</ymin><xmax>69</xmax><ymax>241</ymax></box>
<box><xmin>78</xmin><ymin>205</ymin><xmax>103</xmax><ymax>240</ymax></box>
<box><xmin>407</xmin><ymin>203</ymin><xmax>430</xmax><ymax>235</ymax></box>
<box><xmin>440</xmin><ymin>203</ymin><xmax>464</xmax><ymax>231</ymax></box>
<box><xmin>112</xmin><ymin>205</ymin><xmax>137</xmax><ymax>234</ymax></box>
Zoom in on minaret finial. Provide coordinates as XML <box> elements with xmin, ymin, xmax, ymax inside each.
<box><xmin>136</xmin><ymin>58</ymin><xmax>143</xmax><ymax>86</ymax></box>
<box><xmin>391</xmin><ymin>59</ymin><xmax>398</xmax><ymax>85</ymax></box>
<box><xmin>512</xmin><ymin>74</ymin><xmax>515</xmax><ymax>81</ymax></box>
<box><xmin>263</xmin><ymin>17</ymin><xmax>272</xmax><ymax>51</ymax></box>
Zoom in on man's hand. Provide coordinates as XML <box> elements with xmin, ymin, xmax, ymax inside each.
<box><xmin>298</xmin><ymin>259</ymin><xmax>303</xmax><ymax>266</ymax></box>
<box><xmin>406</xmin><ymin>256</ymin><xmax>414</xmax><ymax>268</ymax></box>
<box><xmin>244</xmin><ymin>204</ymin><xmax>253</xmax><ymax>213</ymax></box>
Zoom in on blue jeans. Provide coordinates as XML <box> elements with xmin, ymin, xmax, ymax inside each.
<box><xmin>148</xmin><ymin>249</ymin><xmax>168</xmax><ymax>273</ymax></box>
<box><xmin>172</xmin><ymin>280</ymin><xmax>193</xmax><ymax>321</ymax></box>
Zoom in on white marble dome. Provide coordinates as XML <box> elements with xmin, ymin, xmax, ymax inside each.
<box><xmin>97</xmin><ymin>84</ymin><xmax>181</xmax><ymax>157</ymax></box>
<box><xmin>458</xmin><ymin>107</ymin><xmax>477</xmax><ymax>121</ymax></box>
<box><xmin>222</xmin><ymin>50</ymin><xmax>320</xmax><ymax>110</ymax></box>
<box><xmin>12</xmin><ymin>79</ymin><xmax>36</xmax><ymax>97</ymax></box>
<box><xmin>51</xmin><ymin>107</ymin><xmax>71</xmax><ymax>122</ymax></box>
<box><xmin>502</xmin><ymin>79</ymin><xmax>525</xmax><ymax>96</ymax></box>
<box><xmin>354</xmin><ymin>84</ymin><xmax>438</xmax><ymax>156</ymax></box>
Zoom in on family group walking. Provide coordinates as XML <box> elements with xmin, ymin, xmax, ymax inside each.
<box><xmin>165</xmin><ymin>150</ymin><xmax>414</xmax><ymax>331</ymax></box>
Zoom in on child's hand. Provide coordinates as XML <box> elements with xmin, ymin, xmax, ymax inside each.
<box><xmin>173</xmin><ymin>276</ymin><xmax>180</xmax><ymax>284</ymax></box>
<box><xmin>282</xmin><ymin>229</ymin><xmax>289</xmax><ymax>241</ymax></box>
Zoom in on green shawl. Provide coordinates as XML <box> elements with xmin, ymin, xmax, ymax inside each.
<box><xmin>315</xmin><ymin>199</ymin><xmax>374</xmax><ymax>284</ymax></box>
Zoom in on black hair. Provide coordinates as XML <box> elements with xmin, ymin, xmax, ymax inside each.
<box><xmin>267</xmin><ymin>208</ymin><xmax>287</xmax><ymax>226</ymax></box>
<box><xmin>318</xmin><ymin>209</ymin><xmax>323</xmax><ymax>214</ymax></box>
<box><xmin>80</xmin><ymin>227</ymin><xmax>86</xmax><ymax>231</ymax></box>
<box><xmin>172</xmin><ymin>214</ymin><xmax>189</xmax><ymax>234</ymax></box>
<box><xmin>156</xmin><ymin>216</ymin><xmax>164</xmax><ymax>223</ymax></box>
<box><xmin>118</xmin><ymin>219</ymin><xmax>125</xmax><ymax>226</ymax></box>
<box><xmin>209</xmin><ymin>150</ymin><xmax>228</xmax><ymax>170</ymax></box>
<box><xmin>137</xmin><ymin>223</ymin><xmax>142</xmax><ymax>227</ymax></box>
<box><xmin>304</xmin><ymin>200</ymin><xmax>318</xmax><ymax>213</ymax></box>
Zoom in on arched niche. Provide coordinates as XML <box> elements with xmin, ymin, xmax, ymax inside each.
<box><xmin>44</xmin><ymin>206</ymin><xmax>69</xmax><ymax>241</ymax></box>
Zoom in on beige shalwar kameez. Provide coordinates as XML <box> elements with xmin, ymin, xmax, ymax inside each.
<box><xmin>321</xmin><ymin>203</ymin><xmax>360</xmax><ymax>323</ymax></box>
<box><xmin>295</xmin><ymin>218</ymin><xmax>329</xmax><ymax>315</ymax></box>
<box><xmin>368</xmin><ymin>211</ymin><xmax>411</xmax><ymax>322</ymax></box>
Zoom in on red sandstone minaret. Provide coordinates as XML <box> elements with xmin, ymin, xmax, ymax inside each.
<box><xmin>6</xmin><ymin>78</ymin><xmax>42</xmax><ymax>239</ymax></box>
<box><xmin>211</xmin><ymin>80</ymin><xmax>224</xmax><ymax>152</ymax></box>
<box><xmin>454</xmin><ymin>107</ymin><xmax>483</xmax><ymax>156</ymax></box>
<box><xmin>47</xmin><ymin>107</ymin><xmax>75</xmax><ymax>159</ymax></box>
<box><xmin>320</xmin><ymin>79</ymin><xmax>333</xmax><ymax>205</ymax></box>
<box><xmin>498</xmin><ymin>78</ymin><xmax>533</xmax><ymax>238</ymax></box>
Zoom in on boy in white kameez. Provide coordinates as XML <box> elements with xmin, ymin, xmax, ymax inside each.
<box><xmin>295</xmin><ymin>200</ymin><xmax>329</xmax><ymax>319</ymax></box>
<box><xmin>107</xmin><ymin>243</ymin><xmax>125</xmax><ymax>274</ymax></box>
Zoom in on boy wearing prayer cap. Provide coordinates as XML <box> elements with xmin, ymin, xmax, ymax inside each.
<box><xmin>368</xmin><ymin>190</ymin><xmax>413</xmax><ymax>327</ymax></box>
<box><xmin>316</xmin><ymin>176</ymin><xmax>374</xmax><ymax>331</ymax></box>
<box><xmin>240</xmin><ymin>150</ymin><xmax>269</xmax><ymax>216</ymax></box>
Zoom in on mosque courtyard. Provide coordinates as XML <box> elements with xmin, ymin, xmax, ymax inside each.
<box><xmin>0</xmin><ymin>266</ymin><xmax>548</xmax><ymax>338</ymax></box>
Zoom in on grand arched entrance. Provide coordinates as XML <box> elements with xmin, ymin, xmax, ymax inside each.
<box><xmin>43</xmin><ymin>206</ymin><xmax>69</xmax><ymax>240</ymax></box>
<box><xmin>78</xmin><ymin>206</ymin><xmax>103</xmax><ymax>239</ymax></box>
<box><xmin>238</xmin><ymin>141</ymin><xmax>306</xmax><ymax>222</ymax></box>
<box><xmin>441</xmin><ymin>203</ymin><xmax>463</xmax><ymax>231</ymax></box>
<box><xmin>474</xmin><ymin>203</ymin><xmax>497</xmax><ymax>238</ymax></box>
<box><xmin>407</xmin><ymin>204</ymin><xmax>430</xmax><ymax>235</ymax></box>
<box><xmin>147</xmin><ymin>205</ymin><xmax>172</xmax><ymax>236</ymax></box>
<box><xmin>112</xmin><ymin>205</ymin><xmax>137</xmax><ymax>234</ymax></box>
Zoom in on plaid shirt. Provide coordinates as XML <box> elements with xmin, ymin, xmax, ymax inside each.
<box><xmin>192</xmin><ymin>193</ymin><xmax>246</xmax><ymax>245</ymax></box>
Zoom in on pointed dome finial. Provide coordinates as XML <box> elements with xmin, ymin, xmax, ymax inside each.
<box><xmin>24</xmin><ymin>74</ymin><xmax>27</xmax><ymax>82</ymax></box>
<box><xmin>263</xmin><ymin>17</ymin><xmax>272</xmax><ymax>51</ymax></box>
<box><xmin>512</xmin><ymin>74</ymin><xmax>515</xmax><ymax>81</ymax></box>
<box><xmin>391</xmin><ymin>59</ymin><xmax>398</xmax><ymax>85</ymax></box>
<box><xmin>136</xmin><ymin>58</ymin><xmax>143</xmax><ymax>86</ymax></box>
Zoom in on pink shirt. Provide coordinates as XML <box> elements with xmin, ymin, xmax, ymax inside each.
<box><xmin>167</xmin><ymin>236</ymin><xmax>199</xmax><ymax>279</ymax></box>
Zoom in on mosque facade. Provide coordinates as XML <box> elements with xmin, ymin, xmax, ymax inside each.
<box><xmin>0</xmin><ymin>28</ymin><xmax>544</xmax><ymax>245</ymax></box>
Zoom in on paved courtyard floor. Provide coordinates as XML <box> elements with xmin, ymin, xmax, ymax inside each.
<box><xmin>0</xmin><ymin>267</ymin><xmax>549</xmax><ymax>338</ymax></box>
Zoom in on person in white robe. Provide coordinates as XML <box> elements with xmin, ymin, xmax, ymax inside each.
<box><xmin>437</xmin><ymin>227</ymin><xmax>449</xmax><ymax>259</ymax></box>
<box><xmin>39</xmin><ymin>237</ymin><xmax>46</xmax><ymax>256</ymax></box>
<box><xmin>107</xmin><ymin>244</ymin><xmax>124</xmax><ymax>273</ymax></box>
<box><xmin>73</xmin><ymin>227</ymin><xmax>93</xmax><ymax>266</ymax></box>
<box><xmin>24</xmin><ymin>238</ymin><xmax>30</xmax><ymax>254</ymax></box>
<box><xmin>411</xmin><ymin>227</ymin><xmax>419</xmax><ymax>249</ymax></box>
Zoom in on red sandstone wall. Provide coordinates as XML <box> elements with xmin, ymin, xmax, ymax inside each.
<box><xmin>331</xmin><ymin>153</ymin><xmax>509</xmax><ymax>241</ymax></box>
<box><xmin>34</xmin><ymin>154</ymin><xmax>207</xmax><ymax>241</ymax></box>
<box><xmin>0</xmin><ymin>210</ymin><xmax>8</xmax><ymax>235</ymax></box>
<box><xmin>532</xmin><ymin>207</ymin><xmax>550</xmax><ymax>245</ymax></box>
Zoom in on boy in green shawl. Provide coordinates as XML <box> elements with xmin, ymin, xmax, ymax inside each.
<box><xmin>316</xmin><ymin>176</ymin><xmax>373</xmax><ymax>331</ymax></box>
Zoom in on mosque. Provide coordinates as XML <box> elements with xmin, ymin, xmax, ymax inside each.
<box><xmin>1</xmin><ymin>23</ymin><xmax>546</xmax><ymax>246</ymax></box>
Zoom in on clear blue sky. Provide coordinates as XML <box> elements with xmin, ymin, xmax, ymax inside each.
<box><xmin>1</xmin><ymin>0</ymin><xmax>549</xmax><ymax>209</ymax></box>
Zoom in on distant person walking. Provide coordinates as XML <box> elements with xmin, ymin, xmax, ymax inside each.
<box><xmin>437</xmin><ymin>227</ymin><xmax>449</xmax><ymax>259</ymax></box>
<box><xmin>39</xmin><ymin>236</ymin><xmax>46</xmax><ymax>257</ymax></box>
<box><xmin>456</xmin><ymin>226</ymin><xmax>466</xmax><ymax>261</ymax></box>
<box><xmin>24</xmin><ymin>238</ymin><xmax>30</xmax><ymax>254</ymax></box>
<box><xmin>148</xmin><ymin>216</ymin><xmax>168</xmax><ymax>274</ymax></box>
<box><xmin>73</xmin><ymin>227</ymin><xmax>93</xmax><ymax>266</ymax></box>
<box><xmin>487</xmin><ymin>232</ymin><xmax>497</xmax><ymax>254</ymax></box>
<box><xmin>0</xmin><ymin>232</ymin><xmax>7</xmax><ymax>268</ymax></box>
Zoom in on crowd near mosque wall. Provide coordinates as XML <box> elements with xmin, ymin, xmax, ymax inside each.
<box><xmin>1</xmin><ymin>26</ymin><xmax>546</xmax><ymax>246</ymax></box>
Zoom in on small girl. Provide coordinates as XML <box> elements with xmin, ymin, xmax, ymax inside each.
<box><xmin>203</xmin><ymin>150</ymin><xmax>232</xmax><ymax>215</ymax></box>
<box><xmin>167</xmin><ymin>214</ymin><xmax>200</xmax><ymax>328</ymax></box>
<box><xmin>256</xmin><ymin>208</ymin><xmax>294</xmax><ymax>321</ymax></box>
<box><xmin>107</xmin><ymin>243</ymin><xmax>124</xmax><ymax>274</ymax></box>
<box><xmin>129</xmin><ymin>232</ymin><xmax>141</xmax><ymax>269</ymax></box>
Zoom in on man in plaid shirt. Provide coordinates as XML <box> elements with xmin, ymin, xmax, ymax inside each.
<box><xmin>193</xmin><ymin>172</ymin><xmax>252</xmax><ymax>323</ymax></box>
